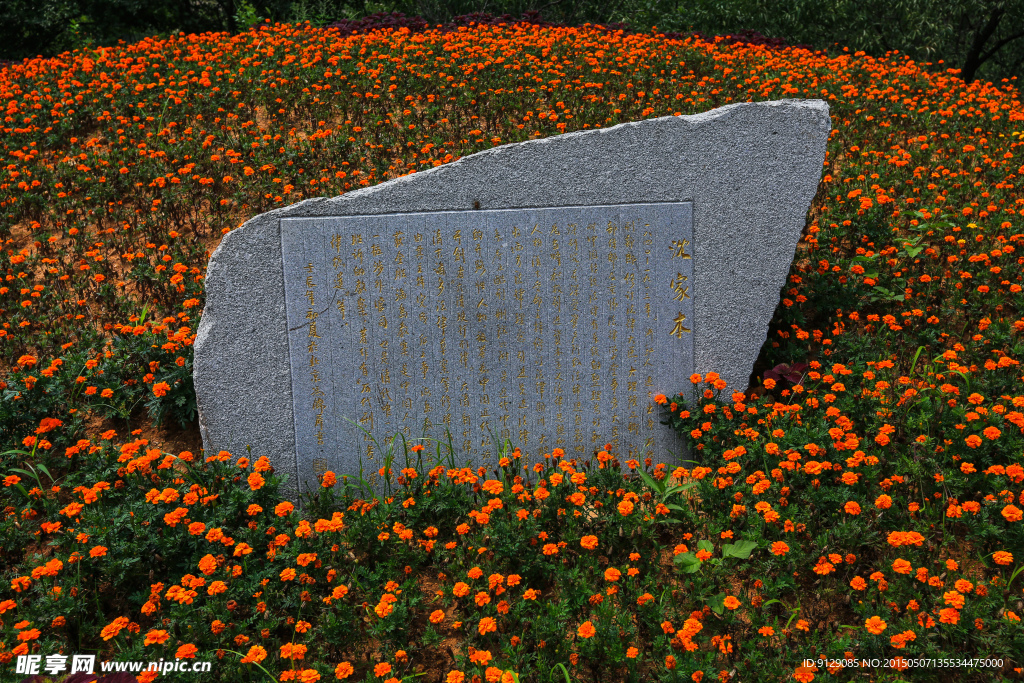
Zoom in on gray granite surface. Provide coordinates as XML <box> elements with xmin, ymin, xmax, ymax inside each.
<box><xmin>194</xmin><ymin>99</ymin><xmax>830</xmax><ymax>501</ymax></box>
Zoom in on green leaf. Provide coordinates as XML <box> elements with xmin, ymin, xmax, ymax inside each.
<box><xmin>722</xmin><ymin>540</ymin><xmax>758</xmax><ymax>559</ymax></box>
<box><xmin>550</xmin><ymin>662</ymin><xmax>572</xmax><ymax>683</ymax></box>
<box><xmin>673</xmin><ymin>552</ymin><xmax>701</xmax><ymax>574</ymax></box>
<box><xmin>636</xmin><ymin>468</ymin><xmax>665</xmax><ymax>497</ymax></box>
<box><xmin>696</xmin><ymin>539</ymin><xmax>714</xmax><ymax>553</ymax></box>
<box><xmin>664</xmin><ymin>481</ymin><xmax>697</xmax><ymax>499</ymax></box>
<box><xmin>708</xmin><ymin>592</ymin><xmax>725</xmax><ymax>615</ymax></box>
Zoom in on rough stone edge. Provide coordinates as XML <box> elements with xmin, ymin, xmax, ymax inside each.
<box><xmin>195</xmin><ymin>99</ymin><xmax>830</xmax><ymax>502</ymax></box>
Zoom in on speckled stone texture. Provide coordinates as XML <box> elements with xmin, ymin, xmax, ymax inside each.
<box><xmin>194</xmin><ymin>99</ymin><xmax>830</xmax><ymax>501</ymax></box>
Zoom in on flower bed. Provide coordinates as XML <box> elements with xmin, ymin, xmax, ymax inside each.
<box><xmin>1</xmin><ymin>18</ymin><xmax>1023</xmax><ymax>683</ymax></box>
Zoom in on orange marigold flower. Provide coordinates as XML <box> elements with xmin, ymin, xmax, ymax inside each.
<box><xmin>943</xmin><ymin>591</ymin><xmax>965</xmax><ymax>609</ymax></box>
<box><xmin>479</xmin><ymin>616</ymin><xmax>497</xmax><ymax>635</ymax></box>
<box><xmin>335</xmin><ymin>662</ymin><xmax>355</xmax><ymax>679</ymax></box>
<box><xmin>617</xmin><ymin>500</ymin><xmax>634</xmax><ymax>516</ymax></box>
<box><xmin>281</xmin><ymin>643</ymin><xmax>308</xmax><ymax>660</ymax></box>
<box><xmin>864</xmin><ymin>616</ymin><xmax>887</xmax><ymax>634</ymax></box>
<box><xmin>770</xmin><ymin>541</ymin><xmax>789</xmax><ymax>556</ymax></box>
<box><xmin>794</xmin><ymin>667</ymin><xmax>816</xmax><ymax>683</ymax></box>
<box><xmin>604</xmin><ymin>567</ymin><xmax>621</xmax><ymax>582</ymax></box>
<box><xmin>198</xmin><ymin>554</ymin><xmax>218</xmax><ymax>576</ymax></box>
<box><xmin>887</xmin><ymin>531</ymin><xmax>925</xmax><ymax>547</ymax></box>
<box><xmin>577</xmin><ymin>621</ymin><xmax>596</xmax><ymax>638</ymax></box>
<box><xmin>1002</xmin><ymin>505</ymin><xmax>1023</xmax><ymax>522</ymax></box>
<box><xmin>723</xmin><ymin>596</ymin><xmax>740</xmax><ymax>610</ymax></box>
<box><xmin>241</xmin><ymin>645</ymin><xmax>268</xmax><ymax>663</ymax></box>
<box><xmin>176</xmin><ymin>643</ymin><xmax>199</xmax><ymax>659</ymax></box>
<box><xmin>844</xmin><ymin>501</ymin><xmax>861</xmax><ymax>515</ymax></box>
<box><xmin>892</xmin><ymin>559</ymin><xmax>912</xmax><ymax>574</ymax></box>
<box><xmin>993</xmin><ymin>551</ymin><xmax>1013</xmax><ymax>565</ymax></box>
<box><xmin>144</xmin><ymin>629</ymin><xmax>169</xmax><ymax>646</ymax></box>
<box><xmin>368</xmin><ymin>663</ymin><xmax>391</xmax><ymax>678</ymax></box>
<box><xmin>430</xmin><ymin>610</ymin><xmax>445</xmax><ymax>624</ymax></box>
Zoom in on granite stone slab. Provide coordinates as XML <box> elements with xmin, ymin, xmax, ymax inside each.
<box><xmin>194</xmin><ymin>99</ymin><xmax>830</xmax><ymax>501</ymax></box>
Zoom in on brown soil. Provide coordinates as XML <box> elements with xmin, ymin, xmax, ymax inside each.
<box><xmin>84</xmin><ymin>410</ymin><xmax>203</xmax><ymax>456</ymax></box>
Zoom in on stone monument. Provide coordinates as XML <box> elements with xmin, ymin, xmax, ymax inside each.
<box><xmin>195</xmin><ymin>100</ymin><xmax>830</xmax><ymax>500</ymax></box>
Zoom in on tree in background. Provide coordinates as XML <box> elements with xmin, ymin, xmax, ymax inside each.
<box><xmin>0</xmin><ymin>0</ymin><xmax>290</xmax><ymax>59</ymax></box>
<box><xmin>655</xmin><ymin>0</ymin><xmax>1024</xmax><ymax>83</ymax></box>
<box><xmin>2</xmin><ymin>0</ymin><xmax>1021</xmax><ymax>84</ymax></box>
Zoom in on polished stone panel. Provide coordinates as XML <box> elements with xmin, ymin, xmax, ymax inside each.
<box><xmin>280</xmin><ymin>204</ymin><xmax>693</xmax><ymax>484</ymax></box>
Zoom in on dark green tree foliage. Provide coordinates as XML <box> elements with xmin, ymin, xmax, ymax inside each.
<box><xmin>0</xmin><ymin>0</ymin><xmax>290</xmax><ymax>59</ymax></box>
<box><xmin>661</xmin><ymin>0</ymin><xmax>1024</xmax><ymax>83</ymax></box>
<box><xmin>2</xmin><ymin>0</ymin><xmax>1022</xmax><ymax>84</ymax></box>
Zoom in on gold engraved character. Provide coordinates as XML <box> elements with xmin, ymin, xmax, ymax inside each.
<box><xmin>670</xmin><ymin>313</ymin><xmax>691</xmax><ymax>338</ymax></box>
<box><xmin>671</xmin><ymin>273</ymin><xmax>690</xmax><ymax>300</ymax></box>
<box><xmin>670</xmin><ymin>239</ymin><xmax>692</xmax><ymax>259</ymax></box>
